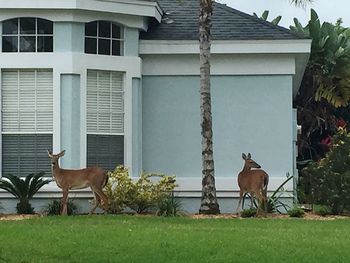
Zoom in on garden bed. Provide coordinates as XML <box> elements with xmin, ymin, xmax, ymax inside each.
<box><xmin>0</xmin><ymin>212</ymin><xmax>349</xmax><ymax>221</ymax></box>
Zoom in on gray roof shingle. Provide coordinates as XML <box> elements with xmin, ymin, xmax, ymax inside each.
<box><xmin>140</xmin><ymin>0</ymin><xmax>303</xmax><ymax>40</ymax></box>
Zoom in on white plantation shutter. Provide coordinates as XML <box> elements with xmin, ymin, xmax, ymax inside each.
<box><xmin>2</xmin><ymin>69</ymin><xmax>53</xmax><ymax>132</ymax></box>
<box><xmin>87</xmin><ymin>70</ymin><xmax>124</xmax><ymax>134</ymax></box>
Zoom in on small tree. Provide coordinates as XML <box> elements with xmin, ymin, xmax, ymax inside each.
<box><xmin>303</xmin><ymin>128</ymin><xmax>350</xmax><ymax>214</ymax></box>
<box><xmin>0</xmin><ymin>172</ymin><xmax>51</xmax><ymax>214</ymax></box>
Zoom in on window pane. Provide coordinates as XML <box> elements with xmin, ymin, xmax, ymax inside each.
<box><xmin>20</xmin><ymin>36</ymin><xmax>35</xmax><ymax>52</ymax></box>
<box><xmin>20</xmin><ymin>18</ymin><xmax>36</xmax><ymax>34</ymax></box>
<box><xmin>2</xmin><ymin>134</ymin><xmax>53</xmax><ymax>177</ymax></box>
<box><xmin>85</xmin><ymin>21</ymin><xmax>97</xmax><ymax>36</ymax></box>
<box><xmin>85</xmin><ymin>37</ymin><xmax>97</xmax><ymax>54</ymax></box>
<box><xmin>2</xmin><ymin>36</ymin><xmax>18</xmax><ymax>52</ymax></box>
<box><xmin>37</xmin><ymin>36</ymin><xmax>53</xmax><ymax>52</ymax></box>
<box><xmin>37</xmin><ymin>19</ymin><xmax>53</xmax><ymax>34</ymax></box>
<box><xmin>98</xmin><ymin>39</ymin><xmax>110</xmax><ymax>55</ymax></box>
<box><xmin>87</xmin><ymin>134</ymin><xmax>124</xmax><ymax>171</ymax></box>
<box><xmin>98</xmin><ymin>21</ymin><xmax>111</xmax><ymax>38</ymax></box>
<box><xmin>3</xmin><ymin>18</ymin><xmax>18</xmax><ymax>34</ymax></box>
<box><xmin>112</xmin><ymin>24</ymin><xmax>121</xmax><ymax>39</ymax></box>
<box><xmin>112</xmin><ymin>40</ymin><xmax>121</xmax><ymax>56</ymax></box>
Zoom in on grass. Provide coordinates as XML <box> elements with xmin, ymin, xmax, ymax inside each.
<box><xmin>0</xmin><ymin>215</ymin><xmax>350</xmax><ymax>263</ymax></box>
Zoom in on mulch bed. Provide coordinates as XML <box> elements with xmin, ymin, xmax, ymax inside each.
<box><xmin>0</xmin><ymin>213</ymin><xmax>349</xmax><ymax>221</ymax></box>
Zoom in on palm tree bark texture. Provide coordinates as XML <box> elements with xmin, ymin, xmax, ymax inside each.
<box><xmin>198</xmin><ymin>0</ymin><xmax>220</xmax><ymax>214</ymax></box>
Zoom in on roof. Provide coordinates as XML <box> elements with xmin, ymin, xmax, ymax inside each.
<box><xmin>140</xmin><ymin>0</ymin><xmax>303</xmax><ymax>40</ymax></box>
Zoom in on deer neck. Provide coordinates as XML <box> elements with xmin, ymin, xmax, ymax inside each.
<box><xmin>242</xmin><ymin>165</ymin><xmax>251</xmax><ymax>173</ymax></box>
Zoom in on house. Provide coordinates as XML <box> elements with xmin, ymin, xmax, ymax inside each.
<box><xmin>0</xmin><ymin>0</ymin><xmax>310</xmax><ymax>213</ymax></box>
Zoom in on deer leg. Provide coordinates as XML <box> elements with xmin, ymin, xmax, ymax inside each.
<box><xmin>236</xmin><ymin>190</ymin><xmax>244</xmax><ymax>213</ymax></box>
<box><xmin>249</xmin><ymin>192</ymin><xmax>255</xmax><ymax>209</ymax></box>
<box><xmin>89</xmin><ymin>192</ymin><xmax>100</xmax><ymax>215</ymax></box>
<box><xmin>61</xmin><ymin>189</ymin><xmax>68</xmax><ymax>216</ymax></box>
<box><xmin>90</xmin><ymin>187</ymin><xmax>108</xmax><ymax>214</ymax></box>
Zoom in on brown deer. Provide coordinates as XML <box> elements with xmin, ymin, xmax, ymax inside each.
<box><xmin>236</xmin><ymin>153</ymin><xmax>269</xmax><ymax>213</ymax></box>
<box><xmin>47</xmin><ymin>150</ymin><xmax>109</xmax><ymax>215</ymax></box>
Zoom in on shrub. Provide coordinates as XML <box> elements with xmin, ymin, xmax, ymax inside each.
<box><xmin>157</xmin><ymin>192</ymin><xmax>182</xmax><ymax>217</ymax></box>
<box><xmin>303</xmin><ymin>128</ymin><xmax>350</xmax><ymax>215</ymax></box>
<box><xmin>314</xmin><ymin>206</ymin><xmax>331</xmax><ymax>216</ymax></box>
<box><xmin>240</xmin><ymin>208</ymin><xmax>257</xmax><ymax>218</ymax></box>
<box><xmin>104</xmin><ymin>166</ymin><xmax>177</xmax><ymax>214</ymax></box>
<box><xmin>44</xmin><ymin>199</ymin><xmax>78</xmax><ymax>216</ymax></box>
<box><xmin>0</xmin><ymin>172</ymin><xmax>51</xmax><ymax>214</ymax></box>
<box><xmin>288</xmin><ymin>207</ymin><xmax>305</xmax><ymax>218</ymax></box>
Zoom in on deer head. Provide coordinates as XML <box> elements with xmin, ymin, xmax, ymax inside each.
<box><xmin>47</xmin><ymin>150</ymin><xmax>66</xmax><ymax>168</ymax></box>
<box><xmin>242</xmin><ymin>153</ymin><xmax>261</xmax><ymax>169</ymax></box>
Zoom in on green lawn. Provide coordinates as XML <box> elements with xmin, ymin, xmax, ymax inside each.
<box><xmin>0</xmin><ymin>215</ymin><xmax>349</xmax><ymax>263</ymax></box>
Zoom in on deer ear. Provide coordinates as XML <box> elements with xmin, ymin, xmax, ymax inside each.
<box><xmin>47</xmin><ymin>150</ymin><xmax>52</xmax><ymax>157</ymax></box>
<box><xmin>59</xmin><ymin>150</ymin><xmax>66</xmax><ymax>157</ymax></box>
<box><xmin>247</xmin><ymin>153</ymin><xmax>251</xmax><ymax>159</ymax></box>
<box><xmin>242</xmin><ymin>153</ymin><xmax>247</xmax><ymax>160</ymax></box>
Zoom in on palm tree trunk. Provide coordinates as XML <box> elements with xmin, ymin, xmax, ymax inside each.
<box><xmin>198</xmin><ymin>0</ymin><xmax>220</xmax><ymax>214</ymax></box>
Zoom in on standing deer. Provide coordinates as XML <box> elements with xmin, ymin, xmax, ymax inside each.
<box><xmin>47</xmin><ymin>150</ymin><xmax>109</xmax><ymax>215</ymax></box>
<box><xmin>236</xmin><ymin>153</ymin><xmax>269</xmax><ymax>213</ymax></box>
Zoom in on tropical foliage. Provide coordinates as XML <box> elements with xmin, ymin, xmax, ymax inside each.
<box><xmin>291</xmin><ymin>9</ymin><xmax>350</xmax><ymax>161</ymax></box>
<box><xmin>253</xmin><ymin>10</ymin><xmax>282</xmax><ymax>25</ymax></box>
<box><xmin>0</xmin><ymin>172</ymin><xmax>51</xmax><ymax>214</ymax></box>
<box><xmin>302</xmin><ymin>128</ymin><xmax>350</xmax><ymax>214</ymax></box>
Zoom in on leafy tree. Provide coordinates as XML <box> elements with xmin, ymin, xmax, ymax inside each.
<box><xmin>303</xmin><ymin>128</ymin><xmax>350</xmax><ymax>214</ymax></box>
<box><xmin>0</xmin><ymin>172</ymin><xmax>51</xmax><ymax>214</ymax></box>
<box><xmin>291</xmin><ymin>9</ymin><xmax>350</xmax><ymax>160</ymax></box>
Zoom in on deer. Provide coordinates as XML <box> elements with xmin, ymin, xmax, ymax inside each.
<box><xmin>236</xmin><ymin>153</ymin><xmax>269</xmax><ymax>214</ymax></box>
<box><xmin>47</xmin><ymin>150</ymin><xmax>109</xmax><ymax>215</ymax></box>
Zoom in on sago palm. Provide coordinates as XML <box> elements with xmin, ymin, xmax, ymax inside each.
<box><xmin>0</xmin><ymin>172</ymin><xmax>51</xmax><ymax>214</ymax></box>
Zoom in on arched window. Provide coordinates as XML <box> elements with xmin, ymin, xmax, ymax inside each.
<box><xmin>85</xmin><ymin>21</ymin><xmax>123</xmax><ymax>56</ymax></box>
<box><xmin>2</xmin><ymin>18</ymin><xmax>53</xmax><ymax>52</ymax></box>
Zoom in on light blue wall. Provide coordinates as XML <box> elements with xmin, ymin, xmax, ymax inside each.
<box><xmin>54</xmin><ymin>22</ymin><xmax>84</xmax><ymax>52</ymax></box>
<box><xmin>142</xmin><ymin>75</ymin><xmax>293</xmax><ymax>178</ymax></box>
<box><xmin>132</xmin><ymin>78</ymin><xmax>142</xmax><ymax>176</ymax></box>
<box><xmin>124</xmin><ymin>27</ymin><xmax>139</xmax><ymax>56</ymax></box>
<box><xmin>60</xmin><ymin>74</ymin><xmax>81</xmax><ymax>168</ymax></box>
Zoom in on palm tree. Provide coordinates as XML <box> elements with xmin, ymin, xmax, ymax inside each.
<box><xmin>198</xmin><ymin>0</ymin><xmax>220</xmax><ymax>214</ymax></box>
<box><xmin>198</xmin><ymin>0</ymin><xmax>312</xmax><ymax>214</ymax></box>
<box><xmin>0</xmin><ymin>172</ymin><xmax>51</xmax><ymax>214</ymax></box>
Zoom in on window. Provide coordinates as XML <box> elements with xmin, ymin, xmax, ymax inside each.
<box><xmin>2</xmin><ymin>18</ymin><xmax>53</xmax><ymax>53</ymax></box>
<box><xmin>1</xmin><ymin>69</ymin><xmax>53</xmax><ymax>176</ymax></box>
<box><xmin>87</xmin><ymin>70</ymin><xmax>124</xmax><ymax>170</ymax></box>
<box><xmin>85</xmin><ymin>21</ymin><xmax>123</xmax><ymax>56</ymax></box>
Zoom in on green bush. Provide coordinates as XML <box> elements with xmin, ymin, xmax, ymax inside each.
<box><xmin>288</xmin><ymin>207</ymin><xmax>305</xmax><ymax>218</ymax></box>
<box><xmin>104</xmin><ymin>166</ymin><xmax>177</xmax><ymax>214</ymax></box>
<box><xmin>157</xmin><ymin>192</ymin><xmax>182</xmax><ymax>217</ymax></box>
<box><xmin>240</xmin><ymin>208</ymin><xmax>257</xmax><ymax>218</ymax></box>
<box><xmin>44</xmin><ymin>199</ymin><xmax>78</xmax><ymax>216</ymax></box>
<box><xmin>303</xmin><ymin>128</ymin><xmax>350</xmax><ymax>215</ymax></box>
<box><xmin>314</xmin><ymin>206</ymin><xmax>331</xmax><ymax>217</ymax></box>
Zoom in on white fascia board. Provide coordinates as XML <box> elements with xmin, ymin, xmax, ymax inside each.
<box><xmin>139</xmin><ymin>39</ymin><xmax>311</xmax><ymax>55</ymax></box>
<box><xmin>0</xmin><ymin>0</ymin><xmax>162</xmax><ymax>22</ymax></box>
